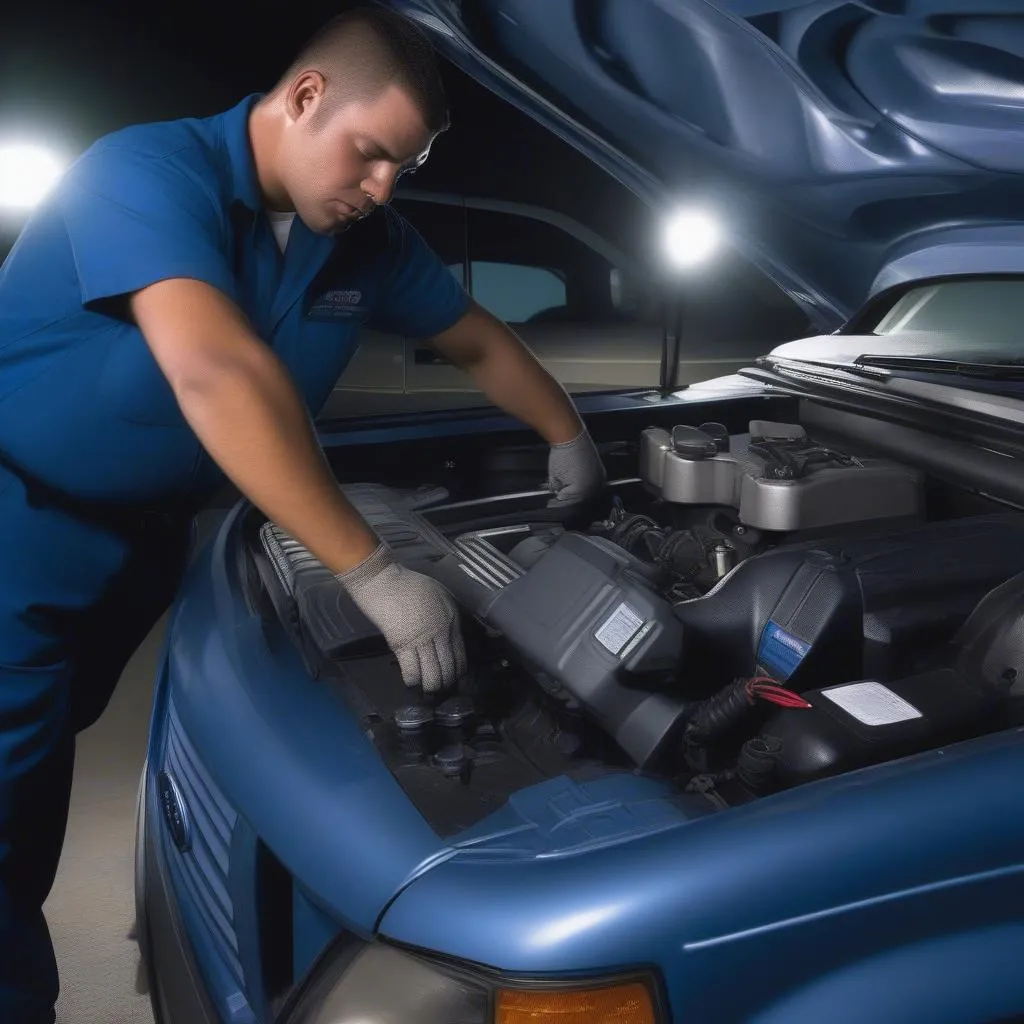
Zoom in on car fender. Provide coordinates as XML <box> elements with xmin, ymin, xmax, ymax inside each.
<box><xmin>751</xmin><ymin>922</ymin><xmax>1024</xmax><ymax>1024</ymax></box>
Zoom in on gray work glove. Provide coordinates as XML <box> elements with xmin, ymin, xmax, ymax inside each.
<box><xmin>546</xmin><ymin>429</ymin><xmax>607</xmax><ymax>507</ymax></box>
<box><xmin>337</xmin><ymin>543</ymin><xmax>466</xmax><ymax>693</ymax></box>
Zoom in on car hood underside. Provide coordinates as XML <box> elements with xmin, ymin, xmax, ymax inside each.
<box><xmin>386</xmin><ymin>0</ymin><xmax>1024</xmax><ymax>327</ymax></box>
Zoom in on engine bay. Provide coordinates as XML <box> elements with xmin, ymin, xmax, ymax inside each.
<box><xmin>242</xmin><ymin>420</ymin><xmax>1024</xmax><ymax>834</ymax></box>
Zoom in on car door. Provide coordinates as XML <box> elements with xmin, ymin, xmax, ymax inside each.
<box><xmin>402</xmin><ymin>201</ymin><xmax>669</xmax><ymax>410</ymax></box>
<box><xmin>316</xmin><ymin>193</ymin><xmax>802</xmax><ymax>423</ymax></box>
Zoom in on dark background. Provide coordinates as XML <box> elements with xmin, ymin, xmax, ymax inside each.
<box><xmin>0</xmin><ymin>1</ymin><xmax>653</xmax><ymax>249</ymax></box>
<box><xmin>0</xmin><ymin>0</ymin><xmax>807</xmax><ymax>330</ymax></box>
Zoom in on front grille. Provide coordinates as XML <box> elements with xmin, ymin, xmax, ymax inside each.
<box><xmin>164</xmin><ymin>699</ymin><xmax>253</xmax><ymax>1021</ymax></box>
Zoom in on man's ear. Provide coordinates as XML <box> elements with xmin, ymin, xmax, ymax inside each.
<box><xmin>285</xmin><ymin>71</ymin><xmax>327</xmax><ymax>124</ymax></box>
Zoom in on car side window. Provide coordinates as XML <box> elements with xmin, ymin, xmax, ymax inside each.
<box><xmin>464</xmin><ymin>207</ymin><xmax>646</xmax><ymax>326</ymax></box>
<box><xmin>468</xmin><ymin>262</ymin><xmax>567</xmax><ymax>323</ymax></box>
<box><xmin>390</xmin><ymin>197</ymin><xmax>468</xmax><ymax>277</ymax></box>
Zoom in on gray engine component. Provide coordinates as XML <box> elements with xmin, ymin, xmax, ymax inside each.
<box><xmin>640</xmin><ymin>421</ymin><xmax>923</xmax><ymax>532</ymax></box>
<box><xmin>256</xmin><ymin>486</ymin><xmax>691</xmax><ymax>768</ymax></box>
<box><xmin>481</xmin><ymin>532</ymin><xmax>689</xmax><ymax>767</ymax></box>
<box><xmin>257</xmin><ymin>484</ymin><xmax>455</xmax><ymax>660</ymax></box>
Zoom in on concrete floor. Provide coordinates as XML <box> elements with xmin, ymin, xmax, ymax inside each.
<box><xmin>45</xmin><ymin>612</ymin><xmax>164</xmax><ymax>1024</ymax></box>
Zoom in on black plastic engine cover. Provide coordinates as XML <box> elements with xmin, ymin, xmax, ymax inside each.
<box><xmin>751</xmin><ymin>564</ymin><xmax>1024</xmax><ymax>789</ymax></box>
<box><xmin>673</xmin><ymin>513</ymin><xmax>1024</xmax><ymax>694</ymax></box>
<box><xmin>483</xmin><ymin>532</ymin><xmax>689</xmax><ymax>767</ymax></box>
<box><xmin>759</xmin><ymin>669</ymin><xmax>1001</xmax><ymax>787</ymax></box>
<box><xmin>953</xmin><ymin>569</ymin><xmax>1024</xmax><ymax>699</ymax></box>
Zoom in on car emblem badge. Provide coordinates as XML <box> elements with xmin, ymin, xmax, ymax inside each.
<box><xmin>158</xmin><ymin>770</ymin><xmax>192</xmax><ymax>853</ymax></box>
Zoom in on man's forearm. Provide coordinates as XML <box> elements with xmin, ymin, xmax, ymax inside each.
<box><xmin>463</xmin><ymin>331</ymin><xmax>583</xmax><ymax>445</ymax></box>
<box><xmin>174</xmin><ymin>350</ymin><xmax>380</xmax><ymax>574</ymax></box>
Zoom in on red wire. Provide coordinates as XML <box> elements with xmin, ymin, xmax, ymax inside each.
<box><xmin>764</xmin><ymin>695</ymin><xmax>812</xmax><ymax>708</ymax></box>
<box><xmin>757</xmin><ymin>688</ymin><xmax>809</xmax><ymax>702</ymax></box>
<box><xmin>754</xmin><ymin>683</ymin><xmax>804</xmax><ymax>697</ymax></box>
<box><xmin>748</xmin><ymin>679</ymin><xmax>813</xmax><ymax>709</ymax></box>
<box><xmin>753</xmin><ymin>688</ymin><xmax>806</xmax><ymax>704</ymax></box>
<box><xmin>758</xmin><ymin>692</ymin><xmax>805</xmax><ymax>706</ymax></box>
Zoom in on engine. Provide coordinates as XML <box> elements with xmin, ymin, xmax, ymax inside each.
<box><xmin>249</xmin><ymin>419</ymin><xmax>1024</xmax><ymax>817</ymax></box>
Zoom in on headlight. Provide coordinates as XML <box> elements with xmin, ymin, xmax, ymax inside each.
<box><xmin>292</xmin><ymin>942</ymin><xmax>488</xmax><ymax>1023</ymax></box>
<box><xmin>288</xmin><ymin>940</ymin><xmax>663</xmax><ymax>1024</ymax></box>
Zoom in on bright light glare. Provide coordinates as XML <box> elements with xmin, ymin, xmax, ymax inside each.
<box><xmin>0</xmin><ymin>142</ymin><xmax>66</xmax><ymax>211</ymax></box>
<box><xmin>528</xmin><ymin>904</ymin><xmax>624</xmax><ymax>948</ymax></box>
<box><xmin>664</xmin><ymin>208</ymin><xmax>722</xmax><ymax>269</ymax></box>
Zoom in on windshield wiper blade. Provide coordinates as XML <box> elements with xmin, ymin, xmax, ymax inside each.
<box><xmin>761</xmin><ymin>355</ymin><xmax>892</xmax><ymax>380</ymax></box>
<box><xmin>856</xmin><ymin>355</ymin><xmax>1024</xmax><ymax>380</ymax></box>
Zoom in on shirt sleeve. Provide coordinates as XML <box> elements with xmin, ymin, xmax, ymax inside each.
<box><xmin>365</xmin><ymin>211</ymin><xmax>470</xmax><ymax>338</ymax></box>
<box><xmin>57</xmin><ymin>143</ymin><xmax>236</xmax><ymax>309</ymax></box>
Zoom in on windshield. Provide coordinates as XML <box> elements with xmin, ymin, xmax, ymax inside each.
<box><xmin>870</xmin><ymin>278</ymin><xmax>1024</xmax><ymax>355</ymax></box>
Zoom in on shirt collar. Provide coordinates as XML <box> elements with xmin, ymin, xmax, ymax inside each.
<box><xmin>222</xmin><ymin>92</ymin><xmax>267</xmax><ymax>213</ymax></box>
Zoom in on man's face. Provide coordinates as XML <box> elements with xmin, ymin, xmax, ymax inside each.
<box><xmin>280</xmin><ymin>80</ymin><xmax>436</xmax><ymax>235</ymax></box>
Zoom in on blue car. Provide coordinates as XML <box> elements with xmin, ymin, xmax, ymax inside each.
<box><xmin>136</xmin><ymin>2</ymin><xmax>1024</xmax><ymax>1022</ymax></box>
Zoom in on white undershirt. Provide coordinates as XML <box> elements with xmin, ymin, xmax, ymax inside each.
<box><xmin>267</xmin><ymin>210</ymin><xmax>297</xmax><ymax>253</ymax></box>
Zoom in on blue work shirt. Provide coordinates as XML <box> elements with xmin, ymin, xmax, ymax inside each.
<box><xmin>0</xmin><ymin>93</ymin><xmax>470</xmax><ymax>511</ymax></box>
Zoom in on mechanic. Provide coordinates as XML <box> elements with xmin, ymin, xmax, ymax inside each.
<box><xmin>0</xmin><ymin>6</ymin><xmax>606</xmax><ymax>1020</ymax></box>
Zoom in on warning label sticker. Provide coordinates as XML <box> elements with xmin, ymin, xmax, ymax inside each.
<box><xmin>595</xmin><ymin>603</ymin><xmax>645</xmax><ymax>657</ymax></box>
<box><xmin>757</xmin><ymin>621</ymin><xmax>811</xmax><ymax>680</ymax></box>
<box><xmin>820</xmin><ymin>681</ymin><xmax>923</xmax><ymax>727</ymax></box>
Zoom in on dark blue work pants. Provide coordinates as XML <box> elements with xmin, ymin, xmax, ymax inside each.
<box><xmin>0</xmin><ymin>463</ymin><xmax>192</xmax><ymax>1022</ymax></box>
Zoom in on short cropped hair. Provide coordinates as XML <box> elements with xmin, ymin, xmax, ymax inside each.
<box><xmin>277</xmin><ymin>5</ymin><xmax>449</xmax><ymax>134</ymax></box>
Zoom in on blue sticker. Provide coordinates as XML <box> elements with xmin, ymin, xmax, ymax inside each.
<box><xmin>757</xmin><ymin>620</ymin><xmax>811</xmax><ymax>680</ymax></box>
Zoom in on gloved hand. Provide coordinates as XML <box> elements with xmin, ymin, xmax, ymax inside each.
<box><xmin>546</xmin><ymin>428</ymin><xmax>607</xmax><ymax>507</ymax></box>
<box><xmin>337</xmin><ymin>543</ymin><xmax>466</xmax><ymax>693</ymax></box>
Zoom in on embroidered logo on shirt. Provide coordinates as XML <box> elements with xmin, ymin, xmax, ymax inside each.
<box><xmin>306</xmin><ymin>288</ymin><xmax>367</xmax><ymax>319</ymax></box>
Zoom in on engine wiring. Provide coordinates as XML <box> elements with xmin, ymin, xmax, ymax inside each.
<box><xmin>592</xmin><ymin>496</ymin><xmax>733</xmax><ymax>601</ymax></box>
<box><xmin>685</xmin><ymin>674</ymin><xmax>812</xmax><ymax>747</ymax></box>
<box><xmin>745</xmin><ymin>676</ymin><xmax>813</xmax><ymax>709</ymax></box>
<box><xmin>683</xmin><ymin>678</ymin><xmax>808</xmax><ymax>802</ymax></box>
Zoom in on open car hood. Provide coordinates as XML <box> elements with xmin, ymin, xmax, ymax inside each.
<box><xmin>385</xmin><ymin>0</ymin><xmax>1024</xmax><ymax>329</ymax></box>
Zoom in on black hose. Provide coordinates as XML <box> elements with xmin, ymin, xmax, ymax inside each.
<box><xmin>684</xmin><ymin>678</ymin><xmax>752</xmax><ymax>745</ymax></box>
<box><xmin>736</xmin><ymin>736</ymin><xmax>782</xmax><ymax>793</ymax></box>
<box><xmin>657</xmin><ymin>529</ymin><xmax>710</xmax><ymax>580</ymax></box>
<box><xmin>610</xmin><ymin>512</ymin><xmax>663</xmax><ymax>554</ymax></box>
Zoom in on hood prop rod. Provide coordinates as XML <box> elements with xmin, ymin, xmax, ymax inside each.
<box><xmin>657</xmin><ymin>291</ymin><xmax>686</xmax><ymax>397</ymax></box>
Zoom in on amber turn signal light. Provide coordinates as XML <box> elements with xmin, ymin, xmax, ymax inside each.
<box><xmin>495</xmin><ymin>980</ymin><xmax>657</xmax><ymax>1023</ymax></box>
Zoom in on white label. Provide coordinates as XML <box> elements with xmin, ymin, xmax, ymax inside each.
<box><xmin>595</xmin><ymin>603</ymin><xmax>645</xmax><ymax>657</ymax></box>
<box><xmin>820</xmin><ymin>682</ymin><xmax>923</xmax><ymax>726</ymax></box>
